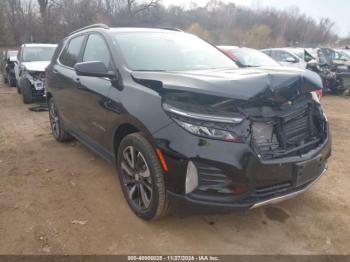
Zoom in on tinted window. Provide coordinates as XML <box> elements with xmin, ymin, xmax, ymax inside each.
<box><xmin>83</xmin><ymin>34</ymin><xmax>111</xmax><ymax>69</ymax></box>
<box><xmin>23</xmin><ymin>46</ymin><xmax>56</xmax><ymax>62</ymax></box>
<box><xmin>113</xmin><ymin>32</ymin><xmax>237</xmax><ymax>71</ymax></box>
<box><xmin>60</xmin><ymin>35</ymin><xmax>85</xmax><ymax>67</ymax></box>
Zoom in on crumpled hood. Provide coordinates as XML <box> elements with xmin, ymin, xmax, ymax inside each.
<box><xmin>131</xmin><ymin>67</ymin><xmax>322</xmax><ymax>102</ymax></box>
<box><xmin>22</xmin><ymin>61</ymin><xmax>50</xmax><ymax>72</ymax></box>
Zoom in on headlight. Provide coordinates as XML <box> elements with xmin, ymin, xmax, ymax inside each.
<box><xmin>163</xmin><ymin>102</ymin><xmax>243</xmax><ymax>142</ymax></box>
<box><xmin>23</xmin><ymin>69</ymin><xmax>33</xmax><ymax>77</ymax></box>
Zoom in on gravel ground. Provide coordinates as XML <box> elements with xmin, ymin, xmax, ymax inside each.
<box><xmin>0</xmin><ymin>80</ymin><xmax>349</xmax><ymax>255</ymax></box>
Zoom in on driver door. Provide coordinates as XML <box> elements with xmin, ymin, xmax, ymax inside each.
<box><xmin>72</xmin><ymin>33</ymin><xmax>114</xmax><ymax>152</ymax></box>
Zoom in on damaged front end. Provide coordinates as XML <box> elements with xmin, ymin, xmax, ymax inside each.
<box><xmin>244</xmin><ymin>94</ymin><xmax>327</xmax><ymax>160</ymax></box>
<box><xmin>131</xmin><ymin>67</ymin><xmax>332</xmax><ymax>210</ymax></box>
<box><xmin>162</xmin><ymin>91</ymin><xmax>327</xmax><ymax>161</ymax></box>
<box><xmin>133</xmin><ymin>67</ymin><xmax>329</xmax><ymax>161</ymax></box>
<box><xmin>22</xmin><ymin>70</ymin><xmax>46</xmax><ymax>97</ymax></box>
<box><xmin>307</xmin><ymin>48</ymin><xmax>350</xmax><ymax>95</ymax></box>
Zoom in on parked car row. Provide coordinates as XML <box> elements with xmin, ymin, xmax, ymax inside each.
<box><xmin>218</xmin><ymin>45</ymin><xmax>350</xmax><ymax>96</ymax></box>
<box><xmin>218</xmin><ymin>46</ymin><xmax>323</xmax><ymax>99</ymax></box>
<box><xmin>1</xmin><ymin>25</ymin><xmax>331</xmax><ymax>220</ymax></box>
<box><xmin>1</xmin><ymin>49</ymin><xmax>18</xmax><ymax>87</ymax></box>
<box><xmin>1</xmin><ymin>44</ymin><xmax>57</xmax><ymax>103</ymax></box>
<box><xmin>261</xmin><ymin>47</ymin><xmax>350</xmax><ymax>95</ymax></box>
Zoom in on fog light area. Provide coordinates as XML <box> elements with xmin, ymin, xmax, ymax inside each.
<box><xmin>185</xmin><ymin>161</ymin><xmax>199</xmax><ymax>194</ymax></box>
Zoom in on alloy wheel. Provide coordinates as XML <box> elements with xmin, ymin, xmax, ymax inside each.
<box><xmin>121</xmin><ymin>146</ymin><xmax>153</xmax><ymax>210</ymax></box>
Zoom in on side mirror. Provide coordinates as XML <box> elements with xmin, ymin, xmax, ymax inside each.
<box><xmin>285</xmin><ymin>57</ymin><xmax>298</xmax><ymax>63</ymax></box>
<box><xmin>74</xmin><ymin>61</ymin><xmax>115</xmax><ymax>79</ymax></box>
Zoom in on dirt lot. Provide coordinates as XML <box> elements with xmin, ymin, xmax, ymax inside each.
<box><xmin>0</xmin><ymin>80</ymin><xmax>349</xmax><ymax>255</ymax></box>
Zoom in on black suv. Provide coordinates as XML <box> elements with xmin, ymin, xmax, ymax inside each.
<box><xmin>1</xmin><ymin>50</ymin><xmax>18</xmax><ymax>86</ymax></box>
<box><xmin>46</xmin><ymin>24</ymin><xmax>331</xmax><ymax>220</ymax></box>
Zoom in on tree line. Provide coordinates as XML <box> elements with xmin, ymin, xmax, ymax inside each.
<box><xmin>0</xmin><ymin>0</ymin><xmax>344</xmax><ymax>49</ymax></box>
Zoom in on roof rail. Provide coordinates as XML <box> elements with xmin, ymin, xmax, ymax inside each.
<box><xmin>161</xmin><ymin>27</ymin><xmax>183</xmax><ymax>32</ymax></box>
<box><xmin>69</xmin><ymin>24</ymin><xmax>109</xmax><ymax>36</ymax></box>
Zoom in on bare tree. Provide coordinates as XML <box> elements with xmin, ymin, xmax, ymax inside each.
<box><xmin>0</xmin><ymin>0</ymin><xmax>340</xmax><ymax>48</ymax></box>
<box><xmin>126</xmin><ymin>0</ymin><xmax>160</xmax><ymax>17</ymax></box>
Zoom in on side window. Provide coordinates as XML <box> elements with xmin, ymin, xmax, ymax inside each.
<box><xmin>270</xmin><ymin>51</ymin><xmax>282</xmax><ymax>61</ymax></box>
<box><xmin>60</xmin><ymin>35</ymin><xmax>85</xmax><ymax>68</ymax></box>
<box><xmin>83</xmin><ymin>34</ymin><xmax>111</xmax><ymax>69</ymax></box>
<box><xmin>280</xmin><ymin>51</ymin><xmax>298</xmax><ymax>62</ymax></box>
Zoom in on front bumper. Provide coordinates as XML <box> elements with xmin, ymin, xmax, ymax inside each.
<box><xmin>250</xmin><ymin>165</ymin><xmax>327</xmax><ymax>209</ymax></box>
<box><xmin>154</xmin><ymin>121</ymin><xmax>331</xmax><ymax>212</ymax></box>
<box><xmin>20</xmin><ymin>77</ymin><xmax>46</xmax><ymax>98</ymax></box>
<box><xmin>167</xmin><ymin>165</ymin><xmax>327</xmax><ymax>213</ymax></box>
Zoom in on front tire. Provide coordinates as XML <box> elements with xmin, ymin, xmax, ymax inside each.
<box><xmin>3</xmin><ymin>73</ymin><xmax>8</xmax><ymax>83</ymax></box>
<box><xmin>21</xmin><ymin>80</ymin><xmax>33</xmax><ymax>104</ymax></box>
<box><xmin>16</xmin><ymin>81</ymin><xmax>21</xmax><ymax>94</ymax></box>
<box><xmin>117</xmin><ymin>133</ymin><xmax>168</xmax><ymax>220</ymax></box>
<box><xmin>48</xmin><ymin>98</ymin><xmax>74</xmax><ymax>142</ymax></box>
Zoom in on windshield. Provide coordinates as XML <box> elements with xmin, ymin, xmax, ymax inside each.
<box><xmin>341</xmin><ymin>49</ymin><xmax>350</xmax><ymax>58</ymax></box>
<box><xmin>113</xmin><ymin>32</ymin><xmax>238</xmax><ymax>71</ymax></box>
<box><xmin>306</xmin><ymin>48</ymin><xmax>317</xmax><ymax>58</ymax></box>
<box><xmin>335</xmin><ymin>50</ymin><xmax>349</xmax><ymax>60</ymax></box>
<box><xmin>22</xmin><ymin>46</ymin><xmax>56</xmax><ymax>62</ymax></box>
<box><xmin>318</xmin><ymin>48</ymin><xmax>348</xmax><ymax>64</ymax></box>
<box><xmin>290</xmin><ymin>49</ymin><xmax>304</xmax><ymax>59</ymax></box>
<box><xmin>230</xmin><ymin>48</ymin><xmax>280</xmax><ymax>67</ymax></box>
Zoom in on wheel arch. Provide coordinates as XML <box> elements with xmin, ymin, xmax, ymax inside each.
<box><xmin>113</xmin><ymin>119</ymin><xmax>157</xmax><ymax>156</ymax></box>
<box><xmin>46</xmin><ymin>91</ymin><xmax>53</xmax><ymax>102</ymax></box>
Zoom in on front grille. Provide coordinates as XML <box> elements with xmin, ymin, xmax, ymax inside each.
<box><xmin>31</xmin><ymin>72</ymin><xmax>45</xmax><ymax>81</ymax></box>
<box><xmin>283</xmin><ymin>107</ymin><xmax>310</xmax><ymax>145</ymax></box>
<box><xmin>252</xmin><ymin>102</ymin><xmax>324</xmax><ymax>160</ymax></box>
<box><xmin>255</xmin><ymin>181</ymin><xmax>292</xmax><ymax>199</ymax></box>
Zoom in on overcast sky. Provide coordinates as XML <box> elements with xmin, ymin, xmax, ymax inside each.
<box><xmin>162</xmin><ymin>0</ymin><xmax>349</xmax><ymax>37</ymax></box>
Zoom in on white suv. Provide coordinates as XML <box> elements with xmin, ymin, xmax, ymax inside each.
<box><xmin>14</xmin><ymin>44</ymin><xmax>57</xmax><ymax>103</ymax></box>
<box><xmin>261</xmin><ymin>48</ymin><xmax>309</xmax><ymax>69</ymax></box>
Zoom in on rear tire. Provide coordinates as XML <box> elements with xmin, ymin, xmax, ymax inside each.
<box><xmin>3</xmin><ymin>73</ymin><xmax>8</xmax><ymax>84</ymax></box>
<box><xmin>117</xmin><ymin>133</ymin><xmax>168</xmax><ymax>220</ymax></box>
<box><xmin>8</xmin><ymin>72</ymin><xmax>16</xmax><ymax>87</ymax></box>
<box><xmin>48</xmin><ymin>98</ymin><xmax>74</xmax><ymax>142</ymax></box>
<box><xmin>16</xmin><ymin>82</ymin><xmax>21</xmax><ymax>94</ymax></box>
<box><xmin>21</xmin><ymin>80</ymin><xmax>33</xmax><ymax>104</ymax></box>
